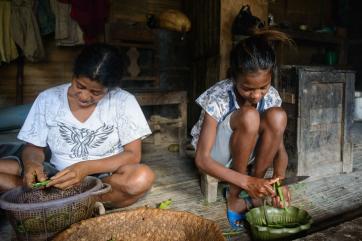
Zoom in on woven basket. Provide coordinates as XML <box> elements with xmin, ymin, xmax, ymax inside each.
<box><xmin>53</xmin><ymin>207</ymin><xmax>226</xmax><ymax>241</ymax></box>
<box><xmin>0</xmin><ymin>176</ymin><xmax>111</xmax><ymax>241</ymax></box>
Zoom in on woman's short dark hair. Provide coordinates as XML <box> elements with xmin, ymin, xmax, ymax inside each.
<box><xmin>73</xmin><ymin>43</ymin><xmax>123</xmax><ymax>88</ymax></box>
<box><xmin>229</xmin><ymin>29</ymin><xmax>292</xmax><ymax>81</ymax></box>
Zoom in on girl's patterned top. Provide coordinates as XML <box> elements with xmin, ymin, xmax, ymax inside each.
<box><xmin>191</xmin><ymin>79</ymin><xmax>282</xmax><ymax>148</ymax></box>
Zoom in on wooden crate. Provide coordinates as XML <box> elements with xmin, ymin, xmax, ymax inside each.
<box><xmin>277</xmin><ymin>66</ymin><xmax>355</xmax><ymax>178</ymax></box>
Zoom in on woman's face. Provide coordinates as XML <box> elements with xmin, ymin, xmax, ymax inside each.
<box><xmin>69</xmin><ymin>77</ymin><xmax>107</xmax><ymax>107</ymax></box>
<box><xmin>234</xmin><ymin>70</ymin><xmax>272</xmax><ymax>105</ymax></box>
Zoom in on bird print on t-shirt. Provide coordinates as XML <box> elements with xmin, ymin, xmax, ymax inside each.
<box><xmin>58</xmin><ymin>122</ymin><xmax>114</xmax><ymax>158</ymax></box>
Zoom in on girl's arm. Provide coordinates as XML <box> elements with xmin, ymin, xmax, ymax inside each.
<box><xmin>47</xmin><ymin>139</ymin><xmax>141</xmax><ymax>189</ymax></box>
<box><xmin>195</xmin><ymin>113</ymin><xmax>277</xmax><ymax>198</ymax></box>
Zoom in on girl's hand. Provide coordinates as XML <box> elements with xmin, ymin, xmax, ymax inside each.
<box><xmin>272</xmin><ymin>185</ymin><xmax>291</xmax><ymax>208</ymax></box>
<box><xmin>243</xmin><ymin>176</ymin><xmax>279</xmax><ymax>199</ymax></box>
<box><xmin>47</xmin><ymin>163</ymin><xmax>88</xmax><ymax>189</ymax></box>
<box><xmin>23</xmin><ymin>161</ymin><xmax>47</xmax><ymax>188</ymax></box>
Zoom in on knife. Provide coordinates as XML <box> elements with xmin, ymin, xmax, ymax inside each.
<box><xmin>238</xmin><ymin>175</ymin><xmax>309</xmax><ymax>198</ymax></box>
<box><xmin>280</xmin><ymin>176</ymin><xmax>309</xmax><ymax>186</ymax></box>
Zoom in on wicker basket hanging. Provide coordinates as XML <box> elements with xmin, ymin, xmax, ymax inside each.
<box><xmin>53</xmin><ymin>207</ymin><xmax>226</xmax><ymax>241</ymax></box>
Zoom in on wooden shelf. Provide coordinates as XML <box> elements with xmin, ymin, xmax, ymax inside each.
<box><xmin>280</xmin><ymin>28</ymin><xmax>345</xmax><ymax>45</ymax></box>
<box><xmin>234</xmin><ymin>28</ymin><xmax>346</xmax><ymax>45</ymax></box>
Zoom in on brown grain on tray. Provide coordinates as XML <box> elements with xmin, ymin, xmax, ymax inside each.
<box><xmin>53</xmin><ymin>207</ymin><xmax>226</xmax><ymax>241</ymax></box>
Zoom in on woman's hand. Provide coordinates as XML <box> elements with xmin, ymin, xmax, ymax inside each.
<box><xmin>23</xmin><ymin>161</ymin><xmax>47</xmax><ymax>188</ymax></box>
<box><xmin>47</xmin><ymin>162</ymin><xmax>88</xmax><ymax>189</ymax></box>
<box><xmin>243</xmin><ymin>176</ymin><xmax>279</xmax><ymax>199</ymax></box>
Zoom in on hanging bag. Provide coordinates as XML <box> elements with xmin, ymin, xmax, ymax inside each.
<box><xmin>232</xmin><ymin>5</ymin><xmax>264</xmax><ymax>35</ymax></box>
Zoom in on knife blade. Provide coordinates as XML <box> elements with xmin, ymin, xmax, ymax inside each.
<box><xmin>280</xmin><ymin>176</ymin><xmax>309</xmax><ymax>186</ymax></box>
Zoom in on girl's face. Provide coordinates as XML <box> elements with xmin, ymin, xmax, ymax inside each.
<box><xmin>69</xmin><ymin>77</ymin><xmax>107</xmax><ymax>107</ymax></box>
<box><xmin>234</xmin><ymin>70</ymin><xmax>272</xmax><ymax>105</ymax></box>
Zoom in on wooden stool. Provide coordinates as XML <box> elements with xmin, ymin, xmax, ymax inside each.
<box><xmin>200</xmin><ymin>173</ymin><xmax>220</xmax><ymax>203</ymax></box>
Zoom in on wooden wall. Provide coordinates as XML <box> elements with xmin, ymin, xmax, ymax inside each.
<box><xmin>0</xmin><ymin>0</ymin><xmax>184</xmax><ymax>108</ymax></box>
<box><xmin>220</xmin><ymin>0</ymin><xmax>268</xmax><ymax>79</ymax></box>
<box><xmin>269</xmin><ymin>0</ymin><xmax>334</xmax><ymax>66</ymax></box>
<box><xmin>110</xmin><ymin>0</ymin><xmax>182</xmax><ymax>22</ymax></box>
<box><xmin>185</xmin><ymin>0</ymin><xmax>220</xmax><ymax>126</ymax></box>
<box><xmin>269</xmin><ymin>0</ymin><xmax>333</xmax><ymax>30</ymax></box>
<box><xmin>0</xmin><ymin>39</ymin><xmax>81</xmax><ymax>107</ymax></box>
<box><xmin>0</xmin><ymin>62</ymin><xmax>17</xmax><ymax>107</ymax></box>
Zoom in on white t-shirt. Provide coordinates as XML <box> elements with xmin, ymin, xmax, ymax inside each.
<box><xmin>18</xmin><ymin>83</ymin><xmax>151</xmax><ymax>170</ymax></box>
<box><xmin>191</xmin><ymin>79</ymin><xmax>282</xmax><ymax>148</ymax></box>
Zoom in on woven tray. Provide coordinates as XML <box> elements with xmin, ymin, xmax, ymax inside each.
<box><xmin>53</xmin><ymin>207</ymin><xmax>226</xmax><ymax>241</ymax></box>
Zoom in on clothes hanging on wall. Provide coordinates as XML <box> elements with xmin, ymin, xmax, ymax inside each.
<box><xmin>34</xmin><ymin>0</ymin><xmax>55</xmax><ymax>35</ymax></box>
<box><xmin>0</xmin><ymin>0</ymin><xmax>19</xmax><ymax>63</ymax></box>
<box><xmin>50</xmin><ymin>0</ymin><xmax>83</xmax><ymax>46</ymax></box>
<box><xmin>11</xmin><ymin>0</ymin><xmax>45</xmax><ymax>62</ymax></box>
<box><xmin>68</xmin><ymin>0</ymin><xmax>110</xmax><ymax>44</ymax></box>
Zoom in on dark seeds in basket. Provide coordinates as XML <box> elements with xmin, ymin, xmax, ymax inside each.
<box><xmin>16</xmin><ymin>185</ymin><xmax>83</xmax><ymax>203</ymax></box>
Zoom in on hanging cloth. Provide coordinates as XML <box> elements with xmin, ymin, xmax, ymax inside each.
<box><xmin>50</xmin><ymin>0</ymin><xmax>83</xmax><ymax>46</ymax></box>
<box><xmin>68</xmin><ymin>0</ymin><xmax>109</xmax><ymax>44</ymax></box>
<box><xmin>34</xmin><ymin>0</ymin><xmax>55</xmax><ymax>35</ymax></box>
<box><xmin>0</xmin><ymin>0</ymin><xmax>18</xmax><ymax>63</ymax></box>
<box><xmin>11</xmin><ymin>0</ymin><xmax>45</xmax><ymax>62</ymax></box>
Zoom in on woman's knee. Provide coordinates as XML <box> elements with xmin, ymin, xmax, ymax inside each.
<box><xmin>123</xmin><ymin>164</ymin><xmax>155</xmax><ymax>196</ymax></box>
<box><xmin>0</xmin><ymin>159</ymin><xmax>21</xmax><ymax>175</ymax></box>
<box><xmin>231</xmin><ymin>106</ymin><xmax>260</xmax><ymax>134</ymax></box>
<box><xmin>262</xmin><ymin>107</ymin><xmax>287</xmax><ymax>134</ymax></box>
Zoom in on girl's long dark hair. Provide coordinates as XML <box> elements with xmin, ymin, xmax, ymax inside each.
<box><xmin>229</xmin><ymin>29</ymin><xmax>293</xmax><ymax>80</ymax></box>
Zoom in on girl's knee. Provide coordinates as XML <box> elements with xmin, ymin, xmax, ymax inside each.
<box><xmin>263</xmin><ymin>107</ymin><xmax>287</xmax><ymax>133</ymax></box>
<box><xmin>232</xmin><ymin>106</ymin><xmax>260</xmax><ymax>133</ymax></box>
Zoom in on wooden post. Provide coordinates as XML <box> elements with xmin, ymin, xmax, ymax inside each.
<box><xmin>200</xmin><ymin>173</ymin><xmax>219</xmax><ymax>203</ymax></box>
<box><xmin>16</xmin><ymin>47</ymin><xmax>24</xmax><ymax>105</ymax></box>
<box><xmin>178</xmin><ymin>98</ymin><xmax>187</xmax><ymax>156</ymax></box>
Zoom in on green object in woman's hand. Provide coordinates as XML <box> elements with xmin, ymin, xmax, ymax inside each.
<box><xmin>31</xmin><ymin>180</ymin><xmax>50</xmax><ymax>189</ymax></box>
<box><xmin>273</xmin><ymin>180</ymin><xmax>286</xmax><ymax>209</ymax></box>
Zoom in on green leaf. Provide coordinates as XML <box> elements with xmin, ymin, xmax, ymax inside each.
<box><xmin>158</xmin><ymin>199</ymin><xmax>172</xmax><ymax>209</ymax></box>
<box><xmin>31</xmin><ymin>180</ymin><xmax>50</xmax><ymax>189</ymax></box>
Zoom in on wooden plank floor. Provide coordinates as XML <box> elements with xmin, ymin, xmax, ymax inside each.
<box><xmin>114</xmin><ymin>143</ymin><xmax>229</xmax><ymax>228</ymax></box>
<box><xmin>1</xmin><ymin>142</ymin><xmax>362</xmax><ymax>241</ymax></box>
<box><xmin>294</xmin><ymin>216</ymin><xmax>362</xmax><ymax>241</ymax></box>
<box><xmin>110</xmin><ymin>143</ymin><xmax>362</xmax><ymax>240</ymax></box>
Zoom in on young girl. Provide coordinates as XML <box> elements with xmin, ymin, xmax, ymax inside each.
<box><xmin>0</xmin><ymin>44</ymin><xmax>155</xmax><ymax>208</ymax></box>
<box><xmin>191</xmin><ymin>30</ymin><xmax>291</xmax><ymax>228</ymax></box>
